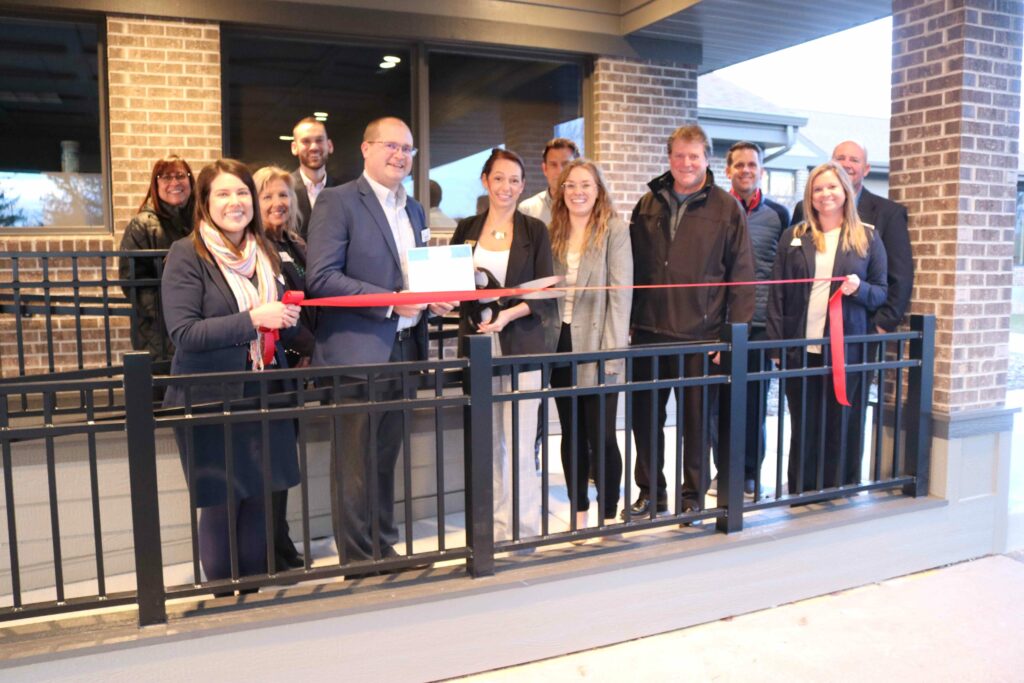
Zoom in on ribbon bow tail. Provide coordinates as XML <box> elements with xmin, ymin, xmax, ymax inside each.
<box><xmin>828</xmin><ymin>288</ymin><xmax>850</xmax><ymax>407</ymax></box>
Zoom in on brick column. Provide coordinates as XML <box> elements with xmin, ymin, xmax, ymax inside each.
<box><xmin>890</xmin><ymin>0</ymin><xmax>1022</xmax><ymax>415</ymax></box>
<box><xmin>591</xmin><ymin>57</ymin><xmax>697</xmax><ymax>219</ymax></box>
<box><xmin>106</xmin><ymin>16</ymin><xmax>222</xmax><ymax>238</ymax></box>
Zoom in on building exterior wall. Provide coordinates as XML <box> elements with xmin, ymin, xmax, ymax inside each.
<box><xmin>591</xmin><ymin>57</ymin><xmax>697</xmax><ymax>220</ymax></box>
<box><xmin>106</xmin><ymin>16</ymin><xmax>223</xmax><ymax>236</ymax></box>
<box><xmin>890</xmin><ymin>0</ymin><xmax>1023</xmax><ymax>414</ymax></box>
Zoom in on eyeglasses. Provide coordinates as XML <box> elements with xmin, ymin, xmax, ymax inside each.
<box><xmin>157</xmin><ymin>172</ymin><xmax>191</xmax><ymax>182</ymax></box>
<box><xmin>562</xmin><ymin>182</ymin><xmax>595</xmax><ymax>193</ymax></box>
<box><xmin>368</xmin><ymin>140</ymin><xmax>418</xmax><ymax>157</ymax></box>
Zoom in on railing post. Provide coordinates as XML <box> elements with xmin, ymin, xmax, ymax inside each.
<box><xmin>124</xmin><ymin>352</ymin><xmax>167</xmax><ymax>625</ymax></box>
<box><xmin>716</xmin><ymin>323</ymin><xmax>747</xmax><ymax>533</ymax></box>
<box><xmin>464</xmin><ymin>334</ymin><xmax>495</xmax><ymax>577</ymax></box>
<box><xmin>903</xmin><ymin>315</ymin><xmax>934</xmax><ymax>497</ymax></box>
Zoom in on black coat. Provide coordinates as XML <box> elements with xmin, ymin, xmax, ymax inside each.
<box><xmin>767</xmin><ymin>225</ymin><xmax>888</xmax><ymax>367</ymax></box>
<box><xmin>268</xmin><ymin>228</ymin><xmax>316</xmax><ymax>364</ymax></box>
<box><xmin>792</xmin><ymin>187</ymin><xmax>911</xmax><ymax>331</ymax></box>
<box><xmin>291</xmin><ymin>169</ymin><xmax>340</xmax><ymax>240</ymax></box>
<box><xmin>450</xmin><ymin>210</ymin><xmax>555</xmax><ymax>357</ymax></box>
<box><xmin>118</xmin><ymin>204</ymin><xmax>193</xmax><ymax>360</ymax></box>
<box><xmin>161</xmin><ymin>238</ymin><xmax>300</xmax><ymax>507</ymax></box>
<box><xmin>629</xmin><ymin>170</ymin><xmax>755</xmax><ymax>341</ymax></box>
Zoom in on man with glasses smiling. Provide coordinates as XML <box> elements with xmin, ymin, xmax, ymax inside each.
<box><xmin>306</xmin><ymin>117</ymin><xmax>453</xmax><ymax>568</ymax></box>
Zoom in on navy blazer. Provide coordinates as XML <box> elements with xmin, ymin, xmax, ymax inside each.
<box><xmin>450</xmin><ymin>210</ymin><xmax>555</xmax><ymax>357</ymax></box>
<box><xmin>161</xmin><ymin>238</ymin><xmax>294</xmax><ymax>401</ymax></box>
<box><xmin>792</xmin><ymin>187</ymin><xmax>911</xmax><ymax>331</ymax></box>
<box><xmin>160</xmin><ymin>238</ymin><xmax>299</xmax><ymax>507</ymax></box>
<box><xmin>305</xmin><ymin>175</ymin><xmax>429</xmax><ymax>367</ymax></box>
<box><xmin>291</xmin><ymin>169</ymin><xmax>339</xmax><ymax>240</ymax></box>
<box><xmin>767</xmin><ymin>225</ymin><xmax>888</xmax><ymax>366</ymax></box>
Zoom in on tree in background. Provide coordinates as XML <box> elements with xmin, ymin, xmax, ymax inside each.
<box><xmin>0</xmin><ymin>184</ymin><xmax>25</xmax><ymax>226</ymax></box>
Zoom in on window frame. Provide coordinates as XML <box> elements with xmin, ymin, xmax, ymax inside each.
<box><xmin>0</xmin><ymin>9</ymin><xmax>112</xmax><ymax>236</ymax></box>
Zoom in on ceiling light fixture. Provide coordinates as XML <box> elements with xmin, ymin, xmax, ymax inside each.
<box><xmin>279</xmin><ymin>135</ymin><xmax>294</xmax><ymax>141</ymax></box>
<box><xmin>380</xmin><ymin>61</ymin><xmax>396</xmax><ymax>69</ymax></box>
<box><xmin>383</xmin><ymin>55</ymin><xmax>401</xmax><ymax>64</ymax></box>
<box><xmin>313</xmin><ymin>111</ymin><xmax>328</xmax><ymax>118</ymax></box>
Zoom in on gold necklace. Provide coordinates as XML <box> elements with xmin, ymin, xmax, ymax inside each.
<box><xmin>491</xmin><ymin>229</ymin><xmax>506</xmax><ymax>240</ymax></box>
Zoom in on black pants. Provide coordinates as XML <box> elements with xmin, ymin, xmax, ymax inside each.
<box><xmin>630</xmin><ymin>331</ymin><xmax>715</xmax><ymax>507</ymax></box>
<box><xmin>710</xmin><ymin>327</ymin><xmax>770</xmax><ymax>482</ymax></box>
<box><xmin>551</xmin><ymin>323</ymin><xmax>622</xmax><ymax>519</ymax></box>
<box><xmin>784</xmin><ymin>353</ymin><xmax>863</xmax><ymax>494</ymax></box>
<box><xmin>331</xmin><ymin>334</ymin><xmax>418</xmax><ymax>562</ymax></box>
<box><xmin>271</xmin><ymin>489</ymin><xmax>300</xmax><ymax>567</ymax></box>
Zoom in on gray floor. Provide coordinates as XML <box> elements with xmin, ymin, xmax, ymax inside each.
<box><xmin>457</xmin><ymin>553</ymin><xmax>1024</xmax><ymax>682</ymax></box>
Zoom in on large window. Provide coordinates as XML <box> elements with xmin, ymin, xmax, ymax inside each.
<box><xmin>0</xmin><ymin>14</ymin><xmax>105</xmax><ymax>231</ymax></box>
<box><xmin>223</xmin><ymin>31</ymin><xmax>411</xmax><ymax>184</ymax></box>
<box><xmin>428</xmin><ymin>52</ymin><xmax>583</xmax><ymax>223</ymax></box>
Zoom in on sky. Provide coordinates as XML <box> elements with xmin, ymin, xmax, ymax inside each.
<box><xmin>712</xmin><ymin>17</ymin><xmax>893</xmax><ymax>118</ymax></box>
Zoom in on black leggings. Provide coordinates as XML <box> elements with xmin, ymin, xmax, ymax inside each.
<box><xmin>199</xmin><ymin>496</ymin><xmax>268</xmax><ymax>582</ymax></box>
<box><xmin>551</xmin><ymin>323</ymin><xmax>622</xmax><ymax>519</ymax></box>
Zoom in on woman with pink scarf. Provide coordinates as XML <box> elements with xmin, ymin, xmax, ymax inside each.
<box><xmin>161</xmin><ymin>158</ymin><xmax>302</xmax><ymax>591</ymax></box>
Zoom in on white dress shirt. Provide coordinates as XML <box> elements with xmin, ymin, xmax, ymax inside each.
<box><xmin>363</xmin><ymin>172</ymin><xmax>421</xmax><ymax>331</ymax></box>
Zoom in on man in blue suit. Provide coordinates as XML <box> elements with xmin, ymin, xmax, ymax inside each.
<box><xmin>306</xmin><ymin>117</ymin><xmax>452</xmax><ymax>564</ymax></box>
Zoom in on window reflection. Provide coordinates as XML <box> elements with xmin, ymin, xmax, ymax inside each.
<box><xmin>0</xmin><ymin>15</ymin><xmax>103</xmax><ymax>229</ymax></box>
<box><xmin>428</xmin><ymin>53</ymin><xmax>582</xmax><ymax>224</ymax></box>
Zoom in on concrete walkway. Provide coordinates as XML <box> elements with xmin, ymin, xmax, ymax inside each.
<box><xmin>456</xmin><ymin>553</ymin><xmax>1024</xmax><ymax>682</ymax></box>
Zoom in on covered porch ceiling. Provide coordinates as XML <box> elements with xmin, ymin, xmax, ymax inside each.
<box><xmin>626</xmin><ymin>0</ymin><xmax>893</xmax><ymax>73</ymax></box>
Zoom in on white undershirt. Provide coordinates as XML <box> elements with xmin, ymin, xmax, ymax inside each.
<box><xmin>805</xmin><ymin>229</ymin><xmax>842</xmax><ymax>353</ymax></box>
<box><xmin>473</xmin><ymin>244</ymin><xmax>510</xmax><ymax>288</ymax></box>
<box><xmin>562</xmin><ymin>249</ymin><xmax>581</xmax><ymax>324</ymax></box>
<box><xmin>363</xmin><ymin>172</ymin><xmax>419</xmax><ymax>331</ymax></box>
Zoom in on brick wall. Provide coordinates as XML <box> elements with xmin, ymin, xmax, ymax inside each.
<box><xmin>106</xmin><ymin>15</ymin><xmax>222</xmax><ymax>238</ymax></box>
<box><xmin>591</xmin><ymin>57</ymin><xmax>697</xmax><ymax>220</ymax></box>
<box><xmin>889</xmin><ymin>0</ymin><xmax>1023</xmax><ymax>413</ymax></box>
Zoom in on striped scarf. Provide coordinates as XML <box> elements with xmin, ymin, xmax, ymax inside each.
<box><xmin>199</xmin><ymin>220</ymin><xmax>277</xmax><ymax>370</ymax></box>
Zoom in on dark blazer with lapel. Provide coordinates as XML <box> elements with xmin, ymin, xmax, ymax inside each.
<box><xmin>792</xmin><ymin>187</ymin><xmax>911</xmax><ymax>331</ymax></box>
<box><xmin>766</xmin><ymin>225</ymin><xmax>888</xmax><ymax>366</ymax></box>
<box><xmin>304</xmin><ymin>174</ymin><xmax>429</xmax><ymax>367</ymax></box>
<box><xmin>161</xmin><ymin>237</ymin><xmax>292</xmax><ymax>405</ymax></box>
<box><xmin>450</xmin><ymin>210</ymin><xmax>555</xmax><ymax>357</ymax></box>
<box><xmin>291</xmin><ymin>169</ymin><xmax>339</xmax><ymax>240</ymax></box>
<box><xmin>160</xmin><ymin>237</ymin><xmax>299</xmax><ymax>507</ymax></box>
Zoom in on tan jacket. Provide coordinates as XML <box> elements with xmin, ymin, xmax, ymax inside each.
<box><xmin>553</xmin><ymin>216</ymin><xmax>633</xmax><ymax>386</ymax></box>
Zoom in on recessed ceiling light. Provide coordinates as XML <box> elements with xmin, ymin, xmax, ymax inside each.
<box><xmin>383</xmin><ymin>55</ymin><xmax>401</xmax><ymax>64</ymax></box>
<box><xmin>279</xmin><ymin>135</ymin><xmax>294</xmax><ymax>141</ymax></box>
<box><xmin>315</xmin><ymin>116</ymin><xmax>327</xmax><ymax>121</ymax></box>
<box><xmin>380</xmin><ymin>61</ymin><xmax>396</xmax><ymax>69</ymax></box>
<box><xmin>314</xmin><ymin>111</ymin><xmax>328</xmax><ymax>118</ymax></box>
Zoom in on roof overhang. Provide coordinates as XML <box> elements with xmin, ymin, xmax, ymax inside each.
<box><xmin>2</xmin><ymin>0</ymin><xmax>890</xmax><ymax>69</ymax></box>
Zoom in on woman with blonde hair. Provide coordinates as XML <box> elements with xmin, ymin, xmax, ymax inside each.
<box><xmin>253</xmin><ymin>165</ymin><xmax>315</xmax><ymax>571</ymax></box>
<box><xmin>767</xmin><ymin>161</ymin><xmax>887</xmax><ymax>495</ymax></box>
<box><xmin>548</xmin><ymin>158</ymin><xmax>632</xmax><ymax>531</ymax></box>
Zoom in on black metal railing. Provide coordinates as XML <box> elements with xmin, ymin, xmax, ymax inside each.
<box><xmin>0</xmin><ymin>316</ymin><xmax>934</xmax><ymax>627</ymax></box>
<box><xmin>0</xmin><ymin>249</ymin><xmax>457</xmax><ymax>389</ymax></box>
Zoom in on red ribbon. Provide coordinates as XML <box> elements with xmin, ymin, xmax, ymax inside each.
<box><xmin>258</xmin><ymin>290</ymin><xmax>306</xmax><ymax>368</ymax></box>
<box><xmin>289</xmin><ymin>277</ymin><xmax>855</xmax><ymax>405</ymax></box>
<box><xmin>827</xmin><ymin>288</ymin><xmax>850</xmax><ymax>406</ymax></box>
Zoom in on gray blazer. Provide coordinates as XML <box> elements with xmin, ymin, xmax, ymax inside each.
<box><xmin>553</xmin><ymin>216</ymin><xmax>632</xmax><ymax>386</ymax></box>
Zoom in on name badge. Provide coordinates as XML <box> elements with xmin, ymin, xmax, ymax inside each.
<box><xmin>790</xmin><ymin>238</ymin><xmax>802</xmax><ymax>247</ymax></box>
<box><xmin>279</xmin><ymin>250</ymin><xmax>294</xmax><ymax>263</ymax></box>
<box><xmin>421</xmin><ymin>228</ymin><xmax>431</xmax><ymax>243</ymax></box>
